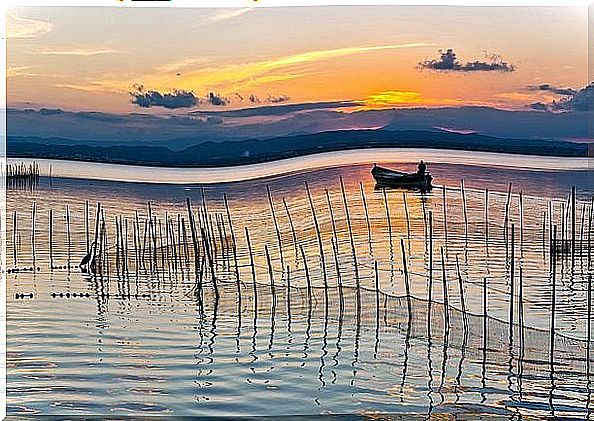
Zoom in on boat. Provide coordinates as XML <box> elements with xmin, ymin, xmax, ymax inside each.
<box><xmin>371</xmin><ymin>164</ymin><xmax>433</xmax><ymax>190</ymax></box>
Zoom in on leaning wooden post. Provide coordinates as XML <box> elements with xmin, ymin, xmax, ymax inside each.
<box><xmin>245</xmin><ymin>227</ymin><xmax>258</xmax><ymax>309</ymax></box>
<box><xmin>571</xmin><ymin>186</ymin><xmax>576</xmax><ymax>262</ymax></box>
<box><xmin>550</xmin><ymin>225</ymin><xmax>558</xmax><ymax>371</ymax></box>
<box><xmin>455</xmin><ymin>255</ymin><xmax>468</xmax><ymax>332</ymax></box>
<box><xmin>427</xmin><ymin>211</ymin><xmax>433</xmax><ymax>327</ymax></box>
<box><xmin>265</xmin><ymin>244</ymin><xmax>276</xmax><ymax>307</ymax></box>
<box><xmin>442</xmin><ymin>186</ymin><xmax>448</xmax><ymax>245</ymax></box>
<box><xmin>403</xmin><ymin>192</ymin><xmax>411</xmax><ymax>240</ymax></box>
<box><xmin>93</xmin><ymin>202</ymin><xmax>101</xmax><ymax>264</ymax></box>
<box><xmin>305</xmin><ymin>181</ymin><xmax>327</xmax><ymax>289</ymax></box>
<box><xmin>49</xmin><ymin>208</ymin><xmax>53</xmax><ymax>270</ymax></box>
<box><xmin>340</xmin><ymin>177</ymin><xmax>360</xmax><ymax>289</ymax></box>
<box><xmin>224</xmin><ymin>194</ymin><xmax>241</xmax><ymax>295</ymax></box>
<box><xmin>483</xmin><ymin>277</ymin><xmax>488</xmax><ymax>352</ymax></box>
<box><xmin>201</xmin><ymin>227</ymin><xmax>218</xmax><ymax>300</ymax></box>
<box><xmin>440</xmin><ymin>246</ymin><xmax>450</xmax><ymax>330</ymax></box>
<box><xmin>360</xmin><ymin>182</ymin><xmax>373</xmax><ymax>248</ymax></box>
<box><xmin>31</xmin><ymin>202</ymin><xmax>36</xmax><ymax>267</ymax></box>
<box><xmin>266</xmin><ymin>185</ymin><xmax>285</xmax><ymax>271</ymax></box>
<box><xmin>509</xmin><ymin>223</ymin><xmax>515</xmax><ymax>341</ymax></box>
<box><xmin>85</xmin><ymin>200</ymin><xmax>90</xmax><ymax>254</ymax></box>
<box><xmin>300</xmin><ymin>244</ymin><xmax>312</xmax><ymax>302</ymax></box>
<box><xmin>66</xmin><ymin>205</ymin><xmax>71</xmax><ymax>267</ymax></box>
<box><xmin>400</xmin><ymin>238</ymin><xmax>412</xmax><ymax>318</ymax></box>
<box><xmin>282</xmin><ymin>197</ymin><xmax>299</xmax><ymax>262</ymax></box>
<box><xmin>461</xmin><ymin>180</ymin><xmax>468</xmax><ymax>239</ymax></box>
<box><xmin>484</xmin><ymin>189</ymin><xmax>489</xmax><ymax>245</ymax></box>
<box><xmin>186</xmin><ymin>198</ymin><xmax>201</xmax><ymax>288</ymax></box>
<box><xmin>12</xmin><ymin>211</ymin><xmax>17</xmax><ymax>267</ymax></box>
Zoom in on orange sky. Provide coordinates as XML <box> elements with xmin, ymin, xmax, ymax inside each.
<box><xmin>6</xmin><ymin>5</ymin><xmax>588</xmax><ymax>113</ymax></box>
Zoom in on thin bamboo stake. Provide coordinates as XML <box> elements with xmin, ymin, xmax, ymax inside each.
<box><xmin>400</xmin><ymin>238</ymin><xmax>412</xmax><ymax>317</ymax></box>
<box><xmin>186</xmin><ymin>198</ymin><xmax>200</xmax><ymax>287</ymax></box>
<box><xmin>455</xmin><ymin>255</ymin><xmax>468</xmax><ymax>331</ymax></box>
<box><xmin>510</xmin><ymin>223</ymin><xmax>515</xmax><ymax>341</ymax></box>
<box><xmin>403</xmin><ymin>192</ymin><xmax>411</xmax><ymax>239</ymax></box>
<box><xmin>442</xmin><ymin>186</ymin><xmax>448</xmax><ymax>245</ymax></box>
<box><xmin>300</xmin><ymin>244</ymin><xmax>312</xmax><ymax>300</ymax></box>
<box><xmin>306</xmin><ymin>181</ymin><xmax>327</xmax><ymax>289</ymax></box>
<box><xmin>340</xmin><ymin>176</ymin><xmax>359</xmax><ymax>288</ymax></box>
<box><xmin>360</xmin><ymin>182</ymin><xmax>372</xmax><ymax>248</ymax></box>
<box><xmin>85</xmin><ymin>200</ymin><xmax>90</xmax><ymax>254</ymax></box>
<box><xmin>440</xmin><ymin>246</ymin><xmax>450</xmax><ymax>330</ymax></box>
<box><xmin>49</xmin><ymin>209</ymin><xmax>53</xmax><ymax>269</ymax></box>
<box><xmin>461</xmin><ymin>180</ymin><xmax>468</xmax><ymax>239</ymax></box>
<box><xmin>267</xmin><ymin>186</ymin><xmax>285</xmax><ymax>271</ymax></box>
<box><xmin>245</xmin><ymin>227</ymin><xmax>258</xmax><ymax>309</ymax></box>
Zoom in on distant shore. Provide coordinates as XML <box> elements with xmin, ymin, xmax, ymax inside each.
<box><xmin>7</xmin><ymin>129</ymin><xmax>590</xmax><ymax>169</ymax></box>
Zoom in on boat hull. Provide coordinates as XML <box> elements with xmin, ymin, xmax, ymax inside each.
<box><xmin>371</xmin><ymin>166</ymin><xmax>433</xmax><ymax>190</ymax></box>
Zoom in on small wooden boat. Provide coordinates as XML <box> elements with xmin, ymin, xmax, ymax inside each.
<box><xmin>371</xmin><ymin>164</ymin><xmax>433</xmax><ymax>190</ymax></box>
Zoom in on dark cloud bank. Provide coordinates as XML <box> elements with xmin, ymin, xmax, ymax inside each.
<box><xmin>130</xmin><ymin>85</ymin><xmax>290</xmax><ymax>109</ymax></box>
<box><xmin>418</xmin><ymin>49</ymin><xmax>515</xmax><ymax>72</ymax></box>
<box><xmin>530</xmin><ymin>82</ymin><xmax>593</xmax><ymax>112</ymax></box>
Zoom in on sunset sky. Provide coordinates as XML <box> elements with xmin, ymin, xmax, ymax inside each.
<box><xmin>7</xmin><ymin>5</ymin><xmax>588</xmax><ymax>114</ymax></box>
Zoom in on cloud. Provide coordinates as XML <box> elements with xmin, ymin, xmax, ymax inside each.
<box><xmin>267</xmin><ymin>95</ymin><xmax>291</xmax><ymax>104</ymax></box>
<box><xmin>205</xmin><ymin>92</ymin><xmax>229</xmax><ymax>106</ymax></box>
<box><xmin>130</xmin><ymin>85</ymin><xmax>199</xmax><ymax>109</ymax></box>
<box><xmin>418</xmin><ymin>49</ymin><xmax>515</xmax><ymax>72</ymax></box>
<box><xmin>208</xmin><ymin>8</ymin><xmax>253</xmax><ymax>23</ymax></box>
<box><xmin>528</xmin><ymin>82</ymin><xmax>593</xmax><ymax>112</ymax></box>
<box><xmin>527</xmin><ymin>84</ymin><xmax>577</xmax><ymax>97</ymax></box>
<box><xmin>191</xmin><ymin>100</ymin><xmax>359</xmax><ymax>118</ymax></box>
<box><xmin>7</xmin><ymin>15</ymin><xmax>53</xmax><ymax>39</ymax></box>
<box><xmin>39</xmin><ymin>48</ymin><xmax>117</xmax><ymax>56</ymax></box>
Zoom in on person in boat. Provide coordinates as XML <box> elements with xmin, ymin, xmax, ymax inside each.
<box><xmin>417</xmin><ymin>160</ymin><xmax>427</xmax><ymax>176</ymax></box>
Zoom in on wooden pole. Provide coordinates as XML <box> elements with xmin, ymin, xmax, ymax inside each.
<box><xmin>401</xmin><ymin>238</ymin><xmax>412</xmax><ymax>318</ymax></box>
<box><xmin>245</xmin><ymin>227</ymin><xmax>257</xmax><ymax>309</ymax></box>
<box><xmin>403</xmin><ymin>192</ymin><xmax>411</xmax><ymax>239</ymax></box>
<box><xmin>49</xmin><ymin>209</ymin><xmax>53</xmax><ymax>269</ymax></box>
<box><xmin>509</xmin><ymin>223</ymin><xmax>515</xmax><ymax>340</ymax></box>
<box><xmin>461</xmin><ymin>180</ymin><xmax>468</xmax><ymax>239</ymax></box>
<box><xmin>340</xmin><ymin>177</ymin><xmax>359</xmax><ymax>288</ymax></box>
<box><xmin>267</xmin><ymin>186</ymin><xmax>285</xmax><ymax>271</ymax></box>
<box><xmin>305</xmin><ymin>181</ymin><xmax>327</xmax><ymax>289</ymax></box>
<box><xmin>440</xmin><ymin>246</ymin><xmax>449</xmax><ymax>330</ymax></box>
<box><xmin>455</xmin><ymin>255</ymin><xmax>468</xmax><ymax>332</ymax></box>
<box><xmin>360</xmin><ymin>182</ymin><xmax>372</xmax><ymax>248</ymax></box>
<box><xmin>282</xmin><ymin>197</ymin><xmax>299</xmax><ymax>263</ymax></box>
<box><xmin>186</xmin><ymin>198</ymin><xmax>201</xmax><ymax>288</ymax></box>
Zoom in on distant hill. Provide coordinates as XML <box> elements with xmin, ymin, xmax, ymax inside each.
<box><xmin>7</xmin><ymin>129</ymin><xmax>589</xmax><ymax>168</ymax></box>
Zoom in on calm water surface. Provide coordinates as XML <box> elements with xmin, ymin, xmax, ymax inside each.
<box><xmin>7</xmin><ymin>153</ymin><xmax>594</xmax><ymax>418</ymax></box>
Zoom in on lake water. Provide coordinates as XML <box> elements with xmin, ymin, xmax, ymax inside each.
<box><xmin>6</xmin><ymin>151</ymin><xmax>594</xmax><ymax>418</ymax></box>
